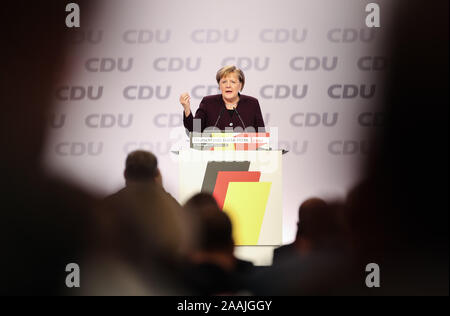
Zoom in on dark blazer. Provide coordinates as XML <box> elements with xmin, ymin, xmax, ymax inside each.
<box><xmin>183</xmin><ymin>94</ymin><xmax>265</xmax><ymax>132</ymax></box>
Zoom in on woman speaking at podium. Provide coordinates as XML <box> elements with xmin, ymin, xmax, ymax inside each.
<box><xmin>180</xmin><ymin>65</ymin><xmax>265</xmax><ymax>132</ymax></box>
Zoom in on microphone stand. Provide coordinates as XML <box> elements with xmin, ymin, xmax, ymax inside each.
<box><xmin>234</xmin><ymin>106</ymin><xmax>246</xmax><ymax>130</ymax></box>
<box><xmin>213</xmin><ymin>107</ymin><xmax>226</xmax><ymax>131</ymax></box>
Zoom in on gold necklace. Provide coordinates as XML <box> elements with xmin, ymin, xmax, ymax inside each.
<box><xmin>225</xmin><ymin>99</ymin><xmax>239</xmax><ymax>109</ymax></box>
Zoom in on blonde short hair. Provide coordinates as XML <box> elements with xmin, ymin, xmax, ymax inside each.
<box><xmin>216</xmin><ymin>65</ymin><xmax>245</xmax><ymax>91</ymax></box>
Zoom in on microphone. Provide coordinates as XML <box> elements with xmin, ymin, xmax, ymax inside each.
<box><xmin>213</xmin><ymin>106</ymin><xmax>226</xmax><ymax>130</ymax></box>
<box><xmin>234</xmin><ymin>106</ymin><xmax>246</xmax><ymax>130</ymax></box>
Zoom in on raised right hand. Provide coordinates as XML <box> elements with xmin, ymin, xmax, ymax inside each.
<box><xmin>179</xmin><ymin>92</ymin><xmax>191</xmax><ymax>110</ymax></box>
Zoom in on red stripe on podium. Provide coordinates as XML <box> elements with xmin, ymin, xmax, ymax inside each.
<box><xmin>212</xmin><ymin>171</ymin><xmax>261</xmax><ymax>209</ymax></box>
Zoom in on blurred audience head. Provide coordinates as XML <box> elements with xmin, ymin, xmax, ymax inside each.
<box><xmin>124</xmin><ymin>150</ymin><xmax>162</xmax><ymax>186</ymax></box>
<box><xmin>296</xmin><ymin>198</ymin><xmax>328</xmax><ymax>237</ymax></box>
<box><xmin>183</xmin><ymin>192</ymin><xmax>219</xmax><ymax>213</ymax></box>
<box><xmin>0</xmin><ymin>1</ymin><xmax>99</xmax><ymax>296</ymax></box>
<box><xmin>183</xmin><ymin>193</ymin><xmax>235</xmax><ymax>267</ymax></box>
<box><xmin>197</xmin><ymin>205</ymin><xmax>234</xmax><ymax>254</ymax></box>
<box><xmin>0</xmin><ymin>1</ymin><xmax>95</xmax><ymax>176</ymax></box>
<box><xmin>343</xmin><ymin>0</ymin><xmax>448</xmax><ymax>294</ymax></box>
<box><xmin>296</xmin><ymin>198</ymin><xmax>344</xmax><ymax>251</ymax></box>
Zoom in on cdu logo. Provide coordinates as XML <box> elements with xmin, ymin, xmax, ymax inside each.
<box><xmin>328</xmin><ymin>140</ymin><xmax>370</xmax><ymax>155</ymax></box>
<box><xmin>221</xmin><ymin>57</ymin><xmax>270</xmax><ymax>71</ymax></box>
<box><xmin>328</xmin><ymin>84</ymin><xmax>376</xmax><ymax>99</ymax></box>
<box><xmin>358</xmin><ymin>112</ymin><xmax>385</xmax><ymax>127</ymax></box>
<box><xmin>191</xmin><ymin>85</ymin><xmax>221</xmax><ymax>99</ymax></box>
<box><xmin>85</xmin><ymin>114</ymin><xmax>134</xmax><ymax>129</ymax></box>
<box><xmin>153</xmin><ymin>114</ymin><xmax>182</xmax><ymax>128</ymax></box>
<box><xmin>123</xmin><ymin>29</ymin><xmax>171</xmax><ymax>44</ymax></box>
<box><xmin>85</xmin><ymin>58</ymin><xmax>133</xmax><ymax>72</ymax></box>
<box><xmin>123</xmin><ymin>85</ymin><xmax>171</xmax><ymax>100</ymax></box>
<box><xmin>327</xmin><ymin>28</ymin><xmax>376</xmax><ymax>43</ymax></box>
<box><xmin>260</xmin><ymin>85</ymin><xmax>308</xmax><ymax>99</ymax></box>
<box><xmin>290</xmin><ymin>113</ymin><xmax>338</xmax><ymax>127</ymax></box>
<box><xmin>49</xmin><ymin>114</ymin><xmax>66</xmax><ymax>129</ymax></box>
<box><xmin>153</xmin><ymin>57</ymin><xmax>201</xmax><ymax>72</ymax></box>
<box><xmin>71</xmin><ymin>30</ymin><xmax>103</xmax><ymax>44</ymax></box>
<box><xmin>259</xmin><ymin>29</ymin><xmax>307</xmax><ymax>43</ymax></box>
<box><xmin>55</xmin><ymin>86</ymin><xmax>103</xmax><ymax>101</ymax></box>
<box><xmin>278</xmin><ymin>140</ymin><xmax>308</xmax><ymax>155</ymax></box>
<box><xmin>123</xmin><ymin>141</ymin><xmax>172</xmax><ymax>156</ymax></box>
<box><xmin>55</xmin><ymin>142</ymin><xmax>104</xmax><ymax>156</ymax></box>
<box><xmin>191</xmin><ymin>29</ymin><xmax>239</xmax><ymax>43</ymax></box>
<box><xmin>357</xmin><ymin>56</ymin><xmax>388</xmax><ymax>71</ymax></box>
<box><xmin>289</xmin><ymin>57</ymin><xmax>338</xmax><ymax>71</ymax></box>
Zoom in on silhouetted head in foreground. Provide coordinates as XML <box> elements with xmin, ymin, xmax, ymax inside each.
<box><xmin>0</xmin><ymin>1</ymin><xmax>97</xmax><ymax>295</ymax></box>
<box><xmin>344</xmin><ymin>0</ymin><xmax>448</xmax><ymax>295</ymax></box>
<box><xmin>124</xmin><ymin>150</ymin><xmax>163</xmax><ymax>187</ymax></box>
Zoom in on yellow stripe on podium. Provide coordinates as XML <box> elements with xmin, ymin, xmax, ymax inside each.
<box><xmin>223</xmin><ymin>182</ymin><xmax>272</xmax><ymax>245</ymax></box>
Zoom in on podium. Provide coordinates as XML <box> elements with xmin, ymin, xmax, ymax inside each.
<box><xmin>178</xmin><ymin>132</ymin><xmax>282</xmax><ymax>248</ymax></box>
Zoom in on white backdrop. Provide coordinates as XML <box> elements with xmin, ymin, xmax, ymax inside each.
<box><xmin>44</xmin><ymin>0</ymin><xmax>394</xmax><ymax>253</ymax></box>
